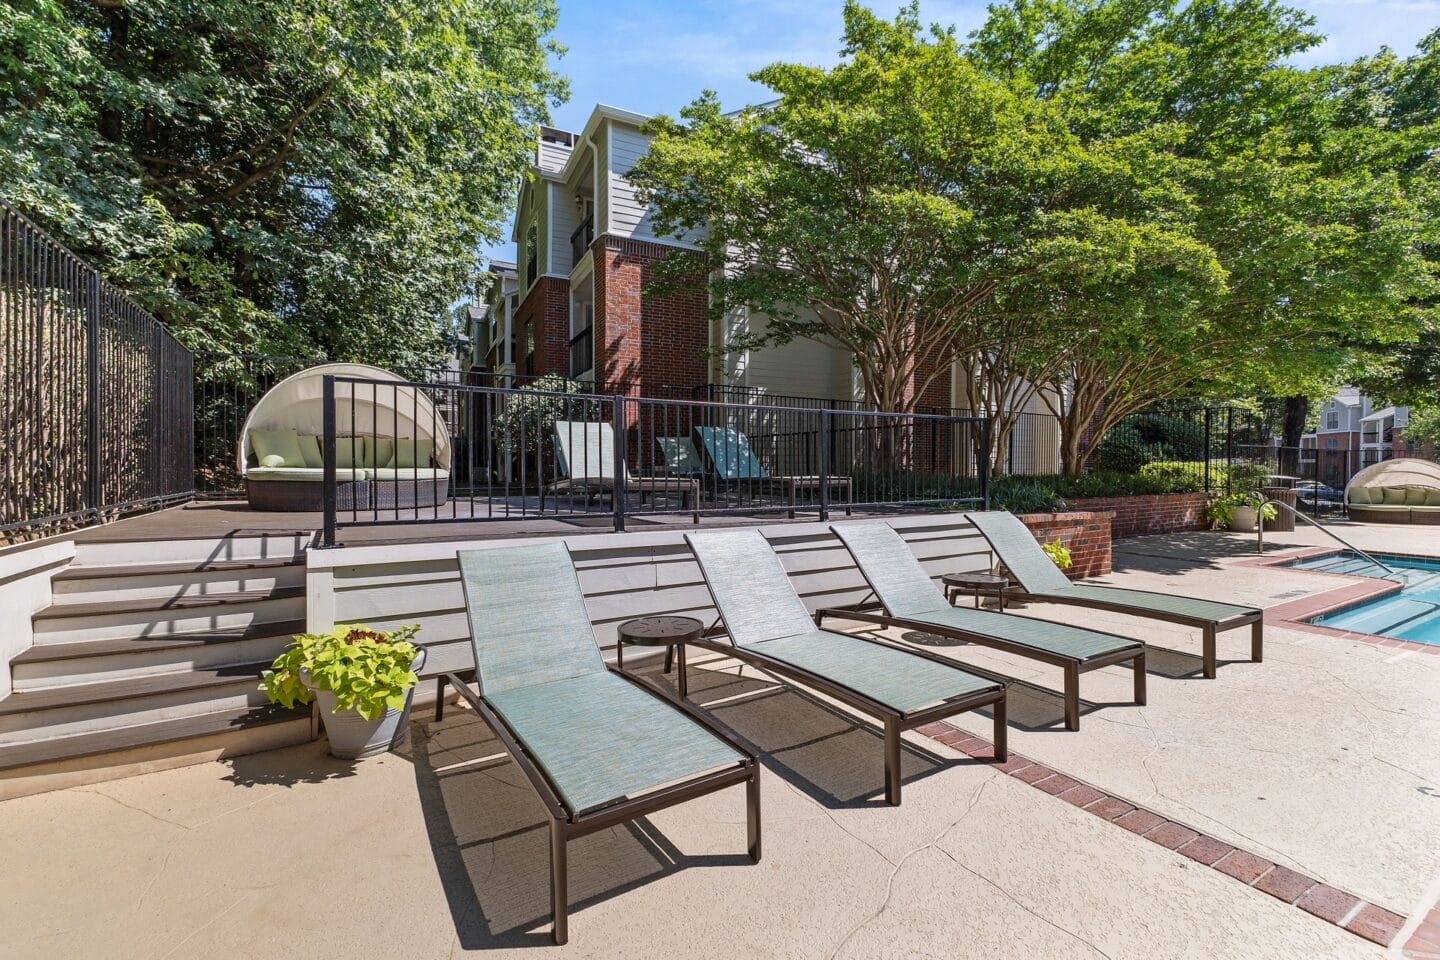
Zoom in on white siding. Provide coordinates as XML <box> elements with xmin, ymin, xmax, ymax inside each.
<box><xmin>549</xmin><ymin>181</ymin><xmax>579</xmax><ymax>276</ymax></box>
<box><xmin>308</xmin><ymin>515</ymin><xmax>992</xmax><ymax>678</ymax></box>
<box><xmin>731</xmin><ymin>309</ymin><xmax>855</xmax><ymax>402</ymax></box>
<box><xmin>593</xmin><ymin>125</ymin><xmax>609</xmax><ymax>233</ymax></box>
<box><xmin>607</xmin><ymin>123</ymin><xmax>663</xmax><ymax>241</ymax></box>
<box><xmin>537</xmin><ymin>140</ymin><xmax>572</xmax><ymax>175</ymax></box>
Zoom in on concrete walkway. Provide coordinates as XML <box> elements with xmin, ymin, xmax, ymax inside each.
<box><xmin>1</xmin><ymin>524</ymin><xmax>1435</xmax><ymax>958</ymax></box>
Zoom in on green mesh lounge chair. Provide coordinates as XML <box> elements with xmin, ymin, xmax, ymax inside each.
<box><xmin>825</xmin><ymin>522</ymin><xmax>1145</xmax><ymax>731</ymax></box>
<box><xmin>964</xmin><ymin>511</ymin><xmax>1263</xmax><ymax>679</ymax></box>
<box><xmin>691</xmin><ymin>425</ymin><xmax>852</xmax><ymax>519</ymax></box>
<box><xmin>548</xmin><ymin>420</ymin><xmax>700</xmax><ymax>522</ymax></box>
<box><xmin>684</xmin><ymin>529</ymin><xmax>1006</xmax><ymax>805</ymax></box>
<box><xmin>440</xmin><ymin>542</ymin><xmax>760</xmax><ymax>944</ymax></box>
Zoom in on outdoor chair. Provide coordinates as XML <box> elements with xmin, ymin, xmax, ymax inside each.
<box><xmin>684</xmin><ymin>528</ymin><xmax>1007</xmax><ymax>805</ymax></box>
<box><xmin>825</xmin><ymin>522</ymin><xmax>1145</xmax><ymax>730</ymax></box>
<box><xmin>964</xmin><ymin>510</ymin><xmax>1263</xmax><ymax>679</ymax></box>
<box><xmin>545</xmin><ymin>420</ymin><xmax>700</xmax><ymax>522</ymax></box>
<box><xmin>692</xmin><ymin>425</ymin><xmax>852</xmax><ymax>519</ymax></box>
<box><xmin>440</xmin><ymin>542</ymin><xmax>760</xmax><ymax>944</ymax></box>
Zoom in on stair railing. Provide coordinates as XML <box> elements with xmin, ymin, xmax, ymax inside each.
<box><xmin>1257</xmin><ymin>498</ymin><xmax>1400</xmax><ymax>577</ymax></box>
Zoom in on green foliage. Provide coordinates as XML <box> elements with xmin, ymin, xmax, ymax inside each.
<box><xmin>261</xmin><ymin>624</ymin><xmax>421</xmax><ymax>720</ymax></box>
<box><xmin>493</xmin><ymin>374</ymin><xmax>600</xmax><ymax>453</ymax></box>
<box><xmin>1042</xmin><ymin>538</ymin><xmax>1073</xmax><ymax>570</ymax></box>
<box><xmin>1206</xmin><ymin>492</ymin><xmax>1278</xmax><ymax>528</ymax></box>
<box><xmin>1</xmin><ymin>0</ymin><xmax>565</xmax><ymax>361</ymax></box>
<box><xmin>1403</xmin><ymin>407</ymin><xmax>1440</xmax><ymax>451</ymax></box>
<box><xmin>988</xmin><ymin>476</ymin><xmax>1066</xmax><ymax>515</ymax></box>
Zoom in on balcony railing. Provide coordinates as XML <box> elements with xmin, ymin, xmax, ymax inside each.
<box><xmin>570</xmin><ymin>214</ymin><xmax>594</xmax><ymax>265</ymax></box>
<box><xmin>569</xmin><ymin>325</ymin><xmax>594</xmax><ymax>379</ymax></box>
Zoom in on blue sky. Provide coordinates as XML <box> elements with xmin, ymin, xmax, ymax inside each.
<box><xmin>483</xmin><ymin>0</ymin><xmax>1436</xmax><ymax>263</ymax></box>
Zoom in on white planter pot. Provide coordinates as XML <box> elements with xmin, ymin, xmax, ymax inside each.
<box><xmin>1229</xmin><ymin>506</ymin><xmax>1258</xmax><ymax>531</ymax></box>
<box><xmin>302</xmin><ymin>647</ymin><xmax>426</xmax><ymax>760</ymax></box>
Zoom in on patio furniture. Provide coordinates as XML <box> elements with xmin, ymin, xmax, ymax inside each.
<box><xmin>684</xmin><ymin>528</ymin><xmax>1007</xmax><ymax>805</ymax></box>
<box><xmin>691</xmin><ymin>425</ymin><xmax>853</xmax><ymax>519</ymax></box>
<box><xmin>964</xmin><ymin>510</ymin><xmax>1262</xmax><ymax>679</ymax></box>
<box><xmin>1344</xmin><ymin>459</ymin><xmax>1440</xmax><ymax>524</ymax></box>
<box><xmin>547</xmin><ymin>421</ymin><xmax>700</xmax><ymax>522</ymax></box>
<box><xmin>616</xmin><ymin>615</ymin><xmax>704</xmax><ymax>698</ymax></box>
<box><xmin>441</xmin><ymin>542</ymin><xmax>760</xmax><ymax>945</ymax></box>
<box><xmin>943</xmin><ymin>572</ymin><xmax>1009</xmax><ymax>610</ymax></box>
<box><xmin>238</xmin><ymin>362</ymin><xmax>451</xmax><ymax>512</ymax></box>
<box><xmin>825</xmin><ymin>523</ymin><xmax>1145</xmax><ymax>731</ymax></box>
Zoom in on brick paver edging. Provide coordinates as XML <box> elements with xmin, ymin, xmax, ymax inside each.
<box><xmin>915</xmin><ymin>720</ymin><xmax>1409</xmax><ymax>949</ymax></box>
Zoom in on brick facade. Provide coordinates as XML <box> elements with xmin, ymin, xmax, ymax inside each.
<box><xmin>1067</xmin><ymin>491</ymin><xmax>1211</xmax><ymax>540</ymax></box>
<box><xmin>1015</xmin><ymin>510</ymin><xmax>1112</xmax><ymax>578</ymax></box>
<box><xmin>512</xmin><ymin>276</ymin><xmax>570</xmax><ymax>377</ymax></box>
<box><xmin>592</xmin><ymin>237</ymin><xmax>708</xmax><ymax>397</ymax></box>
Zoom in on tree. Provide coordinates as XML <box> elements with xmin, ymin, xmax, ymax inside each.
<box><xmin>970</xmin><ymin>0</ymin><xmax>1437</xmax><ymax>473</ymax></box>
<box><xmin>1</xmin><ymin>0</ymin><xmax>565</xmax><ymax>364</ymax></box>
<box><xmin>630</xmin><ymin>3</ymin><xmax>1206</xmax><ymax>417</ymax></box>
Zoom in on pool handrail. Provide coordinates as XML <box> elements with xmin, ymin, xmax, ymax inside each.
<box><xmin>1257</xmin><ymin>498</ymin><xmax>1400</xmax><ymax>578</ymax></box>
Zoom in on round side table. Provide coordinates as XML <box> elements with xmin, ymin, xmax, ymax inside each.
<box><xmin>943</xmin><ymin>572</ymin><xmax>1009</xmax><ymax>611</ymax></box>
<box><xmin>616</xmin><ymin>615</ymin><xmax>704</xmax><ymax>698</ymax></box>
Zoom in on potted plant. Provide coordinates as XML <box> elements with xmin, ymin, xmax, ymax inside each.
<box><xmin>1042</xmin><ymin>537</ymin><xmax>1073</xmax><ymax>572</ymax></box>
<box><xmin>1206</xmin><ymin>492</ymin><xmax>1277</xmax><ymax>531</ymax></box>
<box><xmin>261</xmin><ymin>624</ymin><xmax>426</xmax><ymax>759</ymax></box>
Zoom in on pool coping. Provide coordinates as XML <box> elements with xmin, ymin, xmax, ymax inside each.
<box><xmin>1241</xmin><ymin>547</ymin><xmax>1440</xmax><ymax>656</ymax></box>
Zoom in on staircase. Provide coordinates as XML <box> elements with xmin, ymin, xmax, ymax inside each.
<box><xmin>0</xmin><ymin>533</ymin><xmax>314</xmax><ymax>798</ymax></box>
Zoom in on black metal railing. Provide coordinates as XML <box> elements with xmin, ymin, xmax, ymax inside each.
<box><xmin>1</xmin><ymin>200</ymin><xmax>194</xmax><ymax>541</ymax></box>
<box><xmin>568</xmin><ymin>325</ymin><xmax>593</xmax><ymax>379</ymax></box>
<box><xmin>317</xmin><ymin>374</ymin><xmax>989</xmax><ymax>546</ymax></box>
<box><xmin>570</xmin><ymin>214</ymin><xmax>594</xmax><ymax>265</ymax></box>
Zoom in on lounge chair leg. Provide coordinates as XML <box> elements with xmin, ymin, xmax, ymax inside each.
<box><xmin>1063</xmin><ymin>664</ymin><xmax>1080</xmax><ymax>731</ymax></box>
<box><xmin>677</xmin><ymin>644</ymin><xmax>688</xmax><ymax>699</ymax></box>
<box><xmin>663</xmin><ymin>645</ymin><xmax>673</xmax><ymax>674</ymax></box>
<box><xmin>1133</xmin><ymin>650</ymin><xmax>1147</xmax><ymax>706</ymax></box>
<box><xmin>1251</xmin><ymin>619</ymin><xmax>1264</xmax><ymax>663</ymax></box>
<box><xmin>550</xmin><ymin>818</ymin><xmax>568</xmax><ymax>945</ymax></box>
<box><xmin>434</xmin><ymin>674</ymin><xmax>447</xmax><ymax>722</ymax></box>
<box><xmin>746</xmin><ymin>764</ymin><xmax>762</xmax><ymax>862</ymax></box>
<box><xmin>992</xmin><ymin>694</ymin><xmax>1008</xmax><ymax>762</ymax></box>
<box><xmin>1202</xmin><ymin>625</ymin><xmax>1217</xmax><ymax>679</ymax></box>
<box><xmin>883</xmin><ymin>717</ymin><xmax>902</xmax><ymax>806</ymax></box>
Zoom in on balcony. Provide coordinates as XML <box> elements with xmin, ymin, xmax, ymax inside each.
<box><xmin>570</xmin><ymin>214</ymin><xmax>594</xmax><ymax>265</ymax></box>
<box><xmin>569</xmin><ymin>324</ymin><xmax>593</xmax><ymax>379</ymax></box>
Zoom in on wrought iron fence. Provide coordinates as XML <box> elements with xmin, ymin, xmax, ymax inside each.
<box><xmin>1</xmin><ymin>200</ymin><xmax>194</xmax><ymax>540</ymax></box>
<box><xmin>316</xmin><ymin>375</ymin><xmax>989</xmax><ymax>545</ymax></box>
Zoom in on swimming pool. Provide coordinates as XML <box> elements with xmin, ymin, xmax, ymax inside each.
<box><xmin>1287</xmin><ymin>551</ymin><xmax>1440</xmax><ymax>644</ymax></box>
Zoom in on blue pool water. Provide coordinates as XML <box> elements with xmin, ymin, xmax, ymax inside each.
<box><xmin>1287</xmin><ymin>551</ymin><xmax>1440</xmax><ymax>644</ymax></box>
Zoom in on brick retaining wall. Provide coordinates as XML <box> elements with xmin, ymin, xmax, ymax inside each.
<box><xmin>1067</xmin><ymin>491</ymin><xmax>1211</xmax><ymax>540</ymax></box>
<box><xmin>1016</xmin><ymin>511</ymin><xmax>1112</xmax><ymax>578</ymax></box>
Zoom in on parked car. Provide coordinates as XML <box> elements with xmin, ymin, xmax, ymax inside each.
<box><xmin>1295</xmin><ymin>480</ymin><xmax>1344</xmax><ymax>511</ymax></box>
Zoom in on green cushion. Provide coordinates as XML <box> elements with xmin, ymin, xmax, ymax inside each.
<box><xmin>333</xmin><ymin>437</ymin><xmax>363</xmax><ymax>469</ymax></box>
<box><xmin>394</xmin><ymin>438</ymin><xmax>435</xmax><ymax>468</ymax></box>
<box><xmin>1348</xmin><ymin>486</ymin><xmax>1371</xmax><ymax>505</ymax></box>
<box><xmin>1404</xmin><ymin>486</ymin><xmax>1429</xmax><ymax>506</ymax></box>
<box><xmin>260</xmin><ymin>454</ymin><xmax>287</xmax><ymax>468</ymax></box>
<box><xmin>1425</xmin><ymin>490</ymin><xmax>1440</xmax><ymax>507</ymax></box>
<box><xmin>250</xmin><ymin>429</ymin><xmax>306</xmax><ymax>468</ymax></box>
<box><xmin>371</xmin><ymin>438</ymin><xmax>395</xmax><ymax>469</ymax></box>
<box><xmin>1382</xmin><ymin>487</ymin><xmax>1408</xmax><ymax>505</ymax></box>
<box><xmin>296</xmin><ymin>435</ymin><xmax>323</xmax><ymax>469</ymax></box>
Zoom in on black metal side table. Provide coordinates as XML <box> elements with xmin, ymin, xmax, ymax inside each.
<box><xmin>943</xmin><ymin>572</ymin><xmax>1009</xmax><ymax>611</ymax></box>
<box><xmin>616</xmin><ymin>615</ymin><xmax>705</xmax><ymax>698</ymax></box>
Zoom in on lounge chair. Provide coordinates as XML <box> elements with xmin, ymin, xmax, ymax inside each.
<box><xmin>684</xmin><ymin>529</ymin><xmax>1006</xmax><ymax>805</ymax></box>
<box><xmin>824</xmin><ymin>522</ymin><xmax>1145</xmax><ymax>730</ymax></box>
<box><xmin>440</xmin><ymin>542</ymin><xmax>760</xmax><ymax>944</ymax></box>
<box><xmin>964</xmin><ymin>510</ymin><xmax>1263</xmax><ymax>679</ymax></box>
<box><xmin>692</xmin><ymin>424</ymin><xmax>852</xmax><ymax>519</ymax></box>
<box><xmin>547</xmin><ymin>420</ymin><xmax>700</xmax><ymax>522</ymax></box>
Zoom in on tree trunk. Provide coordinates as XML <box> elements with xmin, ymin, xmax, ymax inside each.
<box><xmin>1279</xmin><ymin>394</ymin><xmax>1307</xmax><ymax>476</ymax></box>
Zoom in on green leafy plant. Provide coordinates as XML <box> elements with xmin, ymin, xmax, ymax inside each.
<box><xmin>261</xmin><ymin>624</ymin><xmax>421</xmax><ymax>720</ymax></box>
<box><xmin>492</xmin><ymin>374</ymin><xmax>600</xmax><ymax>453</ymax></box>
<box><xmin>1205</xmin><ymin>492</ymin><xmax>1278</xmax><ymax>529</ymax></box>
<box><xmin>1042</xmin><ymin>538</ymin><xmax>1073</xmax><ymax>569</ymax></box>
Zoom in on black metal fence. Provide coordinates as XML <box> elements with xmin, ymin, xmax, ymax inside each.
<box><xmin>316</xmin><ymin>375</ymin><xmax>988</xmax><ymax>545</ymax></box>
<box><xmin>1</xmin><ymin>201</ymin><xmax>194</xmax><ymax>540</ymax></box>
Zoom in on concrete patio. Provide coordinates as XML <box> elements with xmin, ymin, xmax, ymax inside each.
<box><xmin>2</xmin><ymin>525</ymin><xmax>1437</xmax><ymax>959</ymax></box>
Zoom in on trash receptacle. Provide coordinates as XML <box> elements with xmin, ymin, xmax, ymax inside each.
<box><xmin>1261</xmin><ymin>486</ymin><xmax>1296</xmax><ymax>532</ymax></box>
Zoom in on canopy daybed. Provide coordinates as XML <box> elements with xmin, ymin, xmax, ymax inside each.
<box><xmin>1344</xmin><ymin>458</ymin><xmax>1440</xmax><ymax>524</ymax></box>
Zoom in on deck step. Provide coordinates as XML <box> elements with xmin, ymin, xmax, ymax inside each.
<box><xmin>12</xmin><ymin>620</ymin><xmax>307</xmax><ymax>665</ymax></box>
<box><xmin>52</xmin><ymin>557</ymin><xmax>303</xmax><ymax>582</ymax></box>
<box><xmin>0</xmin><ymin>702</ymin><xmax>308</xmax><ymax>772</ymax></box>
<box><xmin>0</xmin><ymin>662</ymin><xmax>274</xmax><ymax>717</ymax></box>
<box><xmin>33</xmin><ymin>586</ymin><xmax>305</xmax><ymax>622</ymax></box>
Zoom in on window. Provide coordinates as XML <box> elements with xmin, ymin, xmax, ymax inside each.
<box><xmin>524</xmin><ymin>225</ymin><xmax>539</xmax><ymax>288</ymax></box>
<box><xmin>1326</xmin><ymin>438</ymin><xmax>1338</xmax><ymax>450</ymax></box>
<box><xmin>1324</xmin><ymin>410</ymin><xmax>1339</xmax><ymax>430</ymax></box>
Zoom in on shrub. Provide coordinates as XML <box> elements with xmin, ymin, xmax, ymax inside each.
<box><xmin>1089</xmin><ymin>425</ymin><xmax>1157</xmax><ymax>474</ymax></box>
<box><xmin>989</xmin><ymin>475</ymin><xmax>1064</xmax><ymax>514</ymax></box>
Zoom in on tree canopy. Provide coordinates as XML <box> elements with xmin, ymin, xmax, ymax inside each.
<box><xmin>631</xmin><ymin>0</ymin><xmax>1437</xmax><ymax>473</ymax></box>
<box><xmin>1</xmin><ymin>0</ymin><xmax>565</xmax><ymax>364</ymax></box>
